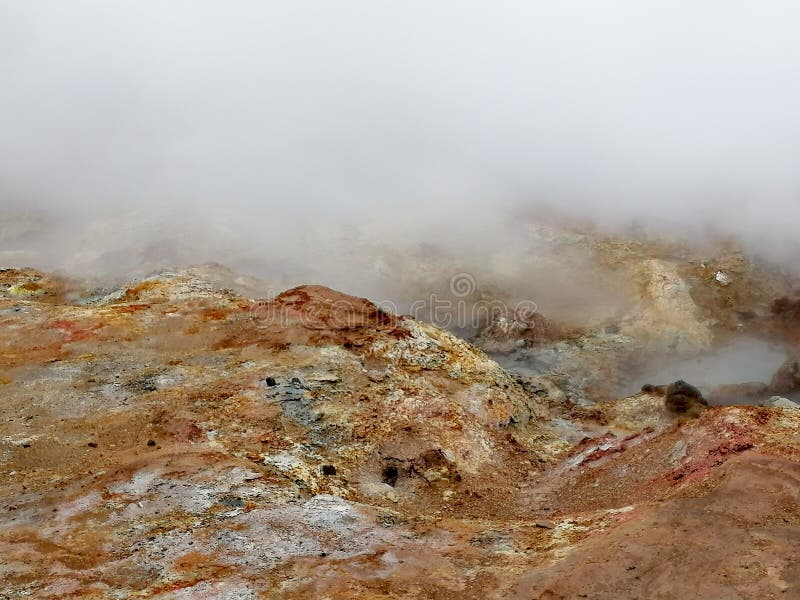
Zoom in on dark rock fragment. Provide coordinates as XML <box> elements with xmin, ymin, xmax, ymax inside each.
<box><xmin>665</xmin><ymin>380</ymin><xmax>708</xmax><ymax>416</ymax></box>
<box><xmin>220</xmin><ymin>496</ymin><xmax>245</xmax><ymax>509</ymax></box>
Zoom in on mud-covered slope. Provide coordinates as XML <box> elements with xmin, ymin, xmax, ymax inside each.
<box><xmin>1</xmin><ymin>266</ymin><xmax>799</xmax><ymax>599</ymax></box>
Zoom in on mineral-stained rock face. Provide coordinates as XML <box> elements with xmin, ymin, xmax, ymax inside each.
<box><xmin>2</xmin><ymin>266</ymin><xmax>800</xmax><ymax>598</ymax></box>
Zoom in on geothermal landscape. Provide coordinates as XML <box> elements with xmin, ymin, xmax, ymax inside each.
<box><xmin>5</xmin><ymin>3</ymin><xmax>800</xmax><ymax>599</ymax></box>
<box><xmin>2</xmin><ymin>221</ymin><xmax>799</xmax><ymax>599</ymax></box>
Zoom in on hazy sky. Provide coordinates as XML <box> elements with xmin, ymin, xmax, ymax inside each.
<box><xmin>2</xmin><ymin>2</ymin><xmax>800</xmax><ymax>280</ymax></box>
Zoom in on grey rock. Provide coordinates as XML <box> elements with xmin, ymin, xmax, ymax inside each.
<box><xmin>768</xmin><ymin>396</ymin><xmax>799</xmax><ymax>409</ymax></box>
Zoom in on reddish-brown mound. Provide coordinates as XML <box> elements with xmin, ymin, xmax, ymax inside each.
<box><xmin>515</xmin><ymin>455</ymin><xmax>800</xmax><ymax>599</ymax></box>
<box><xmin>220</xmin><ymin>284</ymin><xmax>409</xmax><ymax>350</ymax></box>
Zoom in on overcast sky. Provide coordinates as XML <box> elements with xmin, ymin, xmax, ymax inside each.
<box><xmin>2</xmin><ymin>2</ymin><xmax>800</xmax><ymax>280</ymax></box>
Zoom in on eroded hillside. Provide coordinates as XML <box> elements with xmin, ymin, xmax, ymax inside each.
<box><xmin>2</xmin><ymin>228</ymin><xmax>800</xmax><ymax>598</ymax></box>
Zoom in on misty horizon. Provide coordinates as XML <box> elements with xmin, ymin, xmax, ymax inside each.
<box><xmin>3</xmin><ymin>2</ymin><xmax>800</xmax><ymax>289</ymax></box>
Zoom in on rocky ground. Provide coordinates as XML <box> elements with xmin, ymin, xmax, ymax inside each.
<box><xmin>2</xmin><ymin>223</ymin><xmax>800</xmax><ymax>599</ymax></box>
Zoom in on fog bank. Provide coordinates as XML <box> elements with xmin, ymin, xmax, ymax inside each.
<box><xmin>3</xmin><ymin>2</ymin><xmax>800</xmax><ymax>291</ymax></box>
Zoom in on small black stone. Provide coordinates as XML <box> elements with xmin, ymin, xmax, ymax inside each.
<box><xmin>147</xmin><ymin>439</ymin><xmax>156</xmax><ymax>447</ymax></box>
<box><xmin>321</xmin><ymin>464</ymin><xmax>337</xmax><ymax>476</ymax></box>
<box><xmin>265</xmin><ymin>377</ymin><xmax>277</xmax><ymax>387</ymax></box>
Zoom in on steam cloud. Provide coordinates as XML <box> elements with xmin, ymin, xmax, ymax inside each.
<box><xmin>2</xmin><ymin>2</ymin><xmax>800</xmax><ymax>295</ymax></box>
